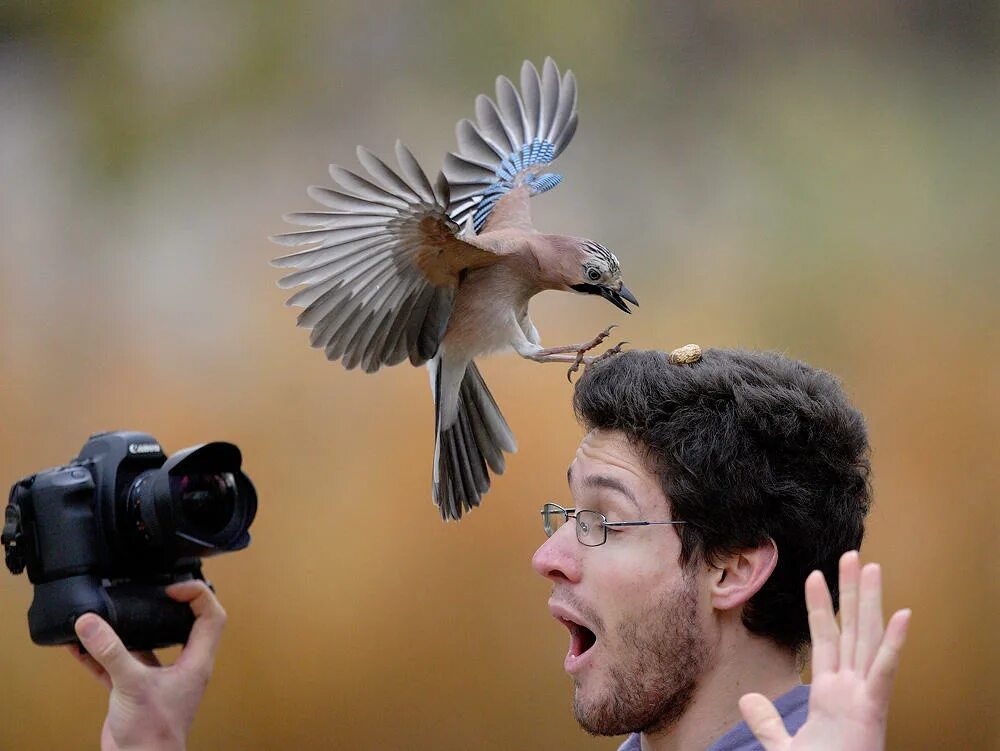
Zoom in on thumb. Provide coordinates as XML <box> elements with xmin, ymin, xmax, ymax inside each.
<box><xmin>74</xmin><ymin>613</ymin><xmax>142</xmax><ymax>687</ymax></box>
<box><xmin>739</xmin><ymin>693</ymin><xmax>791</xmax><ymax>751</ymax></box>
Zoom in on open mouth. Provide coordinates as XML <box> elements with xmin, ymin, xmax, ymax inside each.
<box><xmin>559</xmin><ymin>616</ymin><xmax>597</xmax><ymax>658</ymax></box>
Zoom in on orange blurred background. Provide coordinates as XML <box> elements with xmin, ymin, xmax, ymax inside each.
<box><xmin>1</xmin><ymin>2</ymin><xmax>997</xmax><ymax>749</ymax></box>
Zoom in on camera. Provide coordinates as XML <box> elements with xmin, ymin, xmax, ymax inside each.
<box><xmin>2</xmin><ymin>431</ymin><xmax>257</xmax><ymax>651</ymax></box>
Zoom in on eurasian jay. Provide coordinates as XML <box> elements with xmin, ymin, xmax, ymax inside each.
<box><xmin>271</xmin><ymin>58</ymin><xmax>637</xmax><ymax>520</ymax></box>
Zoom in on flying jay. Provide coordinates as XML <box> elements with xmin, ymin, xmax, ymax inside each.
<box><xmin>271</xmin><ymin>58</ymin><xmax>638</xmax><ymax>520</ymax></box>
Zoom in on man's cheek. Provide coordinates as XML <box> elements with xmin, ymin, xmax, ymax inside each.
<box><xmin>602</xmin><ymin>563</ymin><xmax>663</xmax><ymax>606</ymax></box>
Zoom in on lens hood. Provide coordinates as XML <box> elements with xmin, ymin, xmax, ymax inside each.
<box><xmin>136</xmin><ymin>442</ymin><xmax>257</xmax><ymax>559</ymax></box>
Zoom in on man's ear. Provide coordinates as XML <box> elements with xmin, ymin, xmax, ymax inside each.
<box><xmin>710</xmin><ymin>539</ymin><xmax>778</xmax><ymax>611</ymax></box>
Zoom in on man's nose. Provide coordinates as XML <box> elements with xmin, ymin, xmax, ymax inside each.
<box><xmin>531</xmin><ymin>526</ymin><xmax>581</xmax><ymax>583</ymax></box>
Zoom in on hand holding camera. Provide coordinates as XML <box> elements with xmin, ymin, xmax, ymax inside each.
<box><xmin>68</xmin><ymin>579</ymin><xmax>226</xmax><ymax>751</ymax></box>
<box><xmin>3</xmin><ymin>430</ymin><xmax>256</xmax><ymax>651</ymax></box>
<box><xmin>3</xmin><ymin>431</ymin><xmax>255</xmax><ymax>750</ymax></box>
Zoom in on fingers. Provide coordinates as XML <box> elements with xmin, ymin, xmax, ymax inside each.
<box><xmin>854</xmin><ymin>562</ymin><xmax>884</xmax><ymax>674</ymax></box>
<box><xmin>738</xmin><ymin>693</ymin><xmax>791</xmax><ymax>751</ymax></box>
<box><xmin>838</xmin><ymin>551</ymin><xmax>860</xmax><ymax>669</ymax></box>
<box><xmin>805</xmin><ymin>569</ymin><xmax>839</xmax><ymax>674</ymax></box>
<box><xmin>809</xmin><ymin>552</ymin><xmax>910</xmax><ymax>703</ymax></box>
<box><xmin>868</xmin><ymin>608</ymin><xmax>912</xmax><ymax>705</ymax></box>
<box><xmin>166</xmin><ymin>580</ymin><xmax>227</xmax><ymax>675</ymax></box>
<box><xmin>74</xmin><ymin>613</ymin><xmax>143</xmax><ymax>688</ymax></box>
<box><xmin>66</xmin><ymin>643</ymin><xmax>112</xmax><ymax>691</ymax></box>
<box><xmin>70</xmin><ymin>644</ymin><xmax>158</xmax><ymax>678</ymax></box>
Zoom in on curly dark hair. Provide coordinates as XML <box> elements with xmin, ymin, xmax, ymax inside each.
<box><xmin>572</xmin><ymin>348</ymin><xmax>871</xmax><ymax>653</ymax></box>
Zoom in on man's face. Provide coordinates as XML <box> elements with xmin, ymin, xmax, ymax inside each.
<box><xmin>531</xmin><ymin>429</ymin><xmax>714</xmax><ymax>736</ymax></box>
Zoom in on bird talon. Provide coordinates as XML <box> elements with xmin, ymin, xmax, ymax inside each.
<box><xmin>589</xmin><ymin>341</ymin><xmax>628</xmax><ymax>366</ymax></box>
<box><xmin>576</xmin><ymin>325</ymin><xmax>619</xmax><ymax>357</ymax></box>
<box><xmin>567</xmin><ymin>339</ymin><xmax>629</xmax><ymax>381</ymax></box>
<box><xmin>566</xmin><ymin>351</ymin><xmax>588</xmax><ymax>382</ymax></box>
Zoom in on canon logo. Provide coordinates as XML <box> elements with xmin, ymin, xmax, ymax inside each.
<box><xmin>127</xmin><ymin>442</ymin><xmax>162</xmax><ymax>455</ymax></box>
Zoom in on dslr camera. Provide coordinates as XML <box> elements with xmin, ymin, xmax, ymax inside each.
<box><xmin>2</xmin><ymin>431</ymin><xmax>256</xmax><ymax>651</ymax></box>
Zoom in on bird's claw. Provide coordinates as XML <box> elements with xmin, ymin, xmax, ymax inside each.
<box><xmin>567</xmin><ymin>351</ymin><xmax>587</xmax><ymax>382</ymax></box>
<box><xmin>593</xmin><ymin>340</ymin><xmax>628</xmax><ymax>363</ymax></box>
<box><xmin>566</xmin><ymin>340</ymin><xmax>629</xmax><ymax>382</ymax></box>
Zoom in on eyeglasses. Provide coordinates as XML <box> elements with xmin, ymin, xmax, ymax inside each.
<box><xmin>540</xmin><ymin>502</ymin><xmax>687</xmax><ymax>547</ymax></box>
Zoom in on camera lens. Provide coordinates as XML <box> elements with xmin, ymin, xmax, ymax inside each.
<box><xmin>122</xmin><ymin>443</ymin><xmax>256</xmax><ymax>559</ymax></box>
<box><xmin>172</xmin><ymin>473</ymin><xmax>237</xmax><ymax>535</ymax></box>
<box><xmin>125</xmin><ymin>472</ymin><xmax>158</xmax><ymax>546</ymax></box>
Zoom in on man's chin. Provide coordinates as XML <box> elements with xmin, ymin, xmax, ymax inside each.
<box><xmin>572</xmin><ymin>681</ymin><xmax>630</xmax><ymax>737</ymax></box>
<box><xmin>573</xmin><ymin>679</ymin><xmax>691</xmax><ymax>738</ymax></box>
<box><xmin>569</xmin><ymin>652</ymin><xmax>640</xmax><ymax>736</ymax></box>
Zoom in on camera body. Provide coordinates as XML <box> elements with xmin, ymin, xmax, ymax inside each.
<box><xmin>2</xmin><ymin>431</ymin><xmax>256</xmax><ymax>651</ymax></box>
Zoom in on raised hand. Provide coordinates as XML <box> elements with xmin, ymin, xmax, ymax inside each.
<box><xmin>739</xmin><ymin>551</ymin><xmax>911</xmax><ymax>751</ymax></box>
<box><xmin>67</xmin><ymin>580</ymin><xmax>226</xmax><ymax>751</ymax></box>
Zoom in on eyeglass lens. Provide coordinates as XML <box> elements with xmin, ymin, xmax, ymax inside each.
<box><xmin>575</xmin><ymin>510</ymin><xmax>605</xmax><ymax>546</ymax></box>
<box><xmin>542</xmin><ymin>503</ymin><xmax>567</xmax><ymax>536</ymax></box>
<box><xmin>542</xmin><ymin>504</ymin><xmax>608</xmax><ymax>546</ymax></box>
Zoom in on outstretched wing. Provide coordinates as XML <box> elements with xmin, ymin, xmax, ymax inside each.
<box><xmin>443</xmin><ymin>57</ymin><xmax>579</xmax><ymax>234</ymax></box>
<box><xmin>271</xmin><ymin>141</ymin><xmax>499</xmax><ymax>373</ymax></box>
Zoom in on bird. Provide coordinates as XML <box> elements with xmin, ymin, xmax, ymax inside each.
<box><xmin>270</xmin><ymin>58</ymin><xmax>638</xmax><ymax>520</ymax></box>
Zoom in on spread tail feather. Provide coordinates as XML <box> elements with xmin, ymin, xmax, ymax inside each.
<box><xmin>432</xmin><ymin>360</ymin><xmax>516</xmax><ymax>520</ymax></box>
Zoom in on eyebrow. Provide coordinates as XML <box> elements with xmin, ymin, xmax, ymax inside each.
<box><xmin>568</xmin><ymin>465</ymin><xmax>640</xmax><ymax>512</ymax></box>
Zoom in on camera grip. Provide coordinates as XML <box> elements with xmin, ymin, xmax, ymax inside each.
<box><xmin>105</xmin><ymin>582</ymin><xmax>198</xmax><ymax>651</ymax></box>
<box><xmin>28</xmin><ymin>575</ymin><xmax>199</xmax><ymax>651</ymax></box>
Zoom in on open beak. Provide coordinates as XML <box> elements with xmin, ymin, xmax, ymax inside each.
<box><xmin>617</xmin><ymin>283</ymin><xmax>639</xmax><ymax>307</ymax></box>
<box><xmin>572</xmin><ymin>282</ymin><xmax>639</xmax><ymax>314</ymax></box>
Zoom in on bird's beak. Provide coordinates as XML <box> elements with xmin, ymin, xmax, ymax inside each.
<box><xmin>570</xmin><ymin>282</ymin><xmax>639</xmax><ymax>314</ymax></box>
<box><xmin>618</xmin><ymin>283</ymin><xmax>639</xmax><ymax>307</ymax></box>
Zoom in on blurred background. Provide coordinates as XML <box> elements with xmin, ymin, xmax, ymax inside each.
<box><xmin>1</xmin><ymin>1</ymin><xmax>997</xmax><ymax>749</ymax></box>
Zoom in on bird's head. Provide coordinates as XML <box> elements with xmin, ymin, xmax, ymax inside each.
<box><xmin>566</xmin><ymin>240</ymin><xmax>638</xmax><ymax>314</ymax></box>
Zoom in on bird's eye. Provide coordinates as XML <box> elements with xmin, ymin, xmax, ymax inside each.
<box><xmin>587</xmin><ymin>268</ymin><xmax>602</xmax><ymax>282</ymax></box>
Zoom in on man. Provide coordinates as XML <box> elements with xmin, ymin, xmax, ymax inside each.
<box><xmin>533</xmin><ymin>347</ymin><xmax>910</xmax><ymax>750</ymax></box>
<box><xmin>70</xmin><ymin>347</ymin><xmax>911</xmax><ymax>750</ymax></box>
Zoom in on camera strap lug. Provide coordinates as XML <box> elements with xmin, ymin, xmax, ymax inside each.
<box><xmin>2</xmin><ymin>504</ymin><xmax>26</xmax><ymax>574</ymax></box>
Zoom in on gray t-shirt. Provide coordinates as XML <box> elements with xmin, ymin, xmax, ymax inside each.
<box><xmin>615</xmin><ymin>684</ymin><xmax>810</xmax><ymax>751</ymax></box>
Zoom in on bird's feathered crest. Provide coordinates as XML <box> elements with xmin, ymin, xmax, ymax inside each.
<box><xmin>444</xmin><ymin>58</ymin><xmax>579</xmax><ymax>233</ymax></box>
<box><xmin>582</xmin><ymin>240</ymin><xmax>620</xmax><ymax>275</ymax></box>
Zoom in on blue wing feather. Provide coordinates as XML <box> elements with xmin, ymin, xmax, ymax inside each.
<box><xmin>444</xmin><ymin>59</ymin><xmax>578</xmax><ymax>232</ymax></box>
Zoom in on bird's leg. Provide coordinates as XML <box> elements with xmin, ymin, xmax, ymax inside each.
<box><xmin>526</xmin><ymin>324</ymin><xmax>617</xmax><ymax>358</ymax></box>
<box><xmin>566</xmin><ymin>340</ymin><xmax>628</xmax><ymax>381</ymax></box>
<box><xmin>513</xmin><ymin>325</ymin><xmax>628</xmax><ymax>381</ymax></box>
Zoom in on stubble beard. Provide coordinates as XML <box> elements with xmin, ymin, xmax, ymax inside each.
<box><xmin>573</xmin><ymin>571</ymin><xmax>710</xmax><ymax>737</ymax></box>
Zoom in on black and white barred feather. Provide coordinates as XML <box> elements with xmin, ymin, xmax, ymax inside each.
<box><xmin>443</xmin><ymin>58</ymin><xmax>579</xmax><ymax>232</ymax></box>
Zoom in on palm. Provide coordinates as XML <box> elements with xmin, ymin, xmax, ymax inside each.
<box><xmin>789</xmin><ymin>672</ymin><xmax>887</xmax><ymax>749</ymax></box>
<box><xmin>739</xmin><ymin>552</ymin><xmax>911</xmax><ymax>751</ymax></box>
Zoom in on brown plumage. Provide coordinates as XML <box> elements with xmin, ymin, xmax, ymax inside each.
<box><xmin>271</xmin><ymin>58</ymin><xmax>637</xmax><ymax>519</ymax></box>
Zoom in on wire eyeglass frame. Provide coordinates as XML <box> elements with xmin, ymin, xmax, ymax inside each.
<box><xmin>540</xmin><ymin>502</ymin><xmax>687</xmax><ymax>547</ymax></box>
